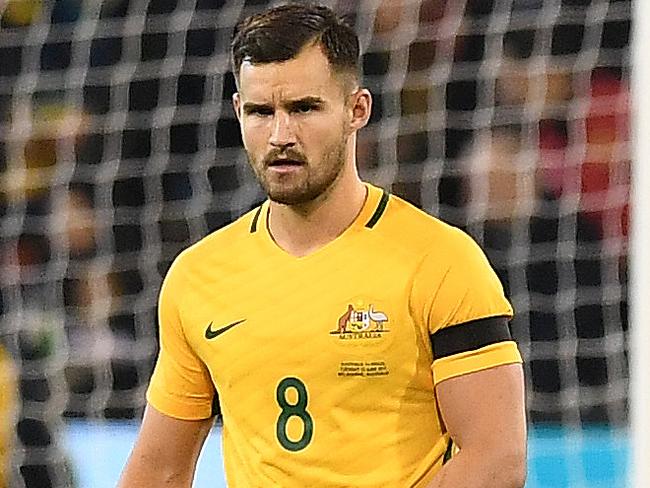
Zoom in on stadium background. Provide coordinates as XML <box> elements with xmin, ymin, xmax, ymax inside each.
<box><xmin>0</xmin><ymin>0</ymin><xmax>631</xmax><ymax>486</ymax></box>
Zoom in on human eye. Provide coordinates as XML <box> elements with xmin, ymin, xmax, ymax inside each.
<box><xmin>255</xmin><ymin>107</ymin><xmax>274</xmax><ymax>117</ymax></box>
<box><xmin>292</xmin><ymin>102</ymin><xmax>320</xmax><ymax>114</ymax></box>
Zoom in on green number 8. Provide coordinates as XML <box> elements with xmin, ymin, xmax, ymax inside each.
<box><xmin>276</xmin><ymin>377</ymin><xmax>313</xmax><ymax>451</ymax></box>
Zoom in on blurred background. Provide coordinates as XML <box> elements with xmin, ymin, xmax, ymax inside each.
<box><xmin>0</xmin><ymin>0</ymin><xmax>631</xmax><ymax>487</ymax></box>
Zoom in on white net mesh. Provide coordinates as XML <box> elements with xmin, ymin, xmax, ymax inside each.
<box><xmin>0</xmin><ymin>0</ymin><xmax>630</xmax><ymax>486</ymax></box>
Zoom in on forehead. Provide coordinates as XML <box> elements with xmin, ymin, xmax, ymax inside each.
<box><xmin>238</xmin><ymin>44</ymin><xmax>343</xmax><ymax>101</ymax></box>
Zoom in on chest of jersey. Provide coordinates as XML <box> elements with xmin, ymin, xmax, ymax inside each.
<box><xmin>186</xmin><ymin>248</ymin><xmax>430</xmax><ymax>389</ymax></box>
<box><xmin>182</xmin><ymin>234</ymin><xmax>436</xmax><ymax>413</ymax></box>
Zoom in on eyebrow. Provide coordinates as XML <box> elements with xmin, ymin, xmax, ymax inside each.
<box><xmin>242</xmin><ymin>102</ymin><xmax>273</xmax><ymax>114</ymax></box>
<box><xmin>285</xmin><ymin>96</ymin><xmax>325</xmax><ymax>109</ymax></box>
<box><xmin>242</xmin><ymin>96</ymin><xmax>326</xmax><ymax>114</ymax></box>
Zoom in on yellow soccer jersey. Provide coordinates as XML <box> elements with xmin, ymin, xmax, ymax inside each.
<box><xmin>147</xmin><ymin>183</ymin><xmax>522</xmax><ymax>487</ymax></box>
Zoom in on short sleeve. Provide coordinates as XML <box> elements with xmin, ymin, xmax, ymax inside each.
<box><xmin>410</xmin><ymin>227</ymin><xmax>521</xmax><ymax>385</ymax></box>
<box><xmin>146</xmin><ymin>257</ymin><xmax>215</xmax><ymax>420</ymax></box>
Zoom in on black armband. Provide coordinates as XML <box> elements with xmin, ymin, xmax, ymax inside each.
<box><xmin>431</xmin><ymin>316</ymin><xmax>512</xmax><ymax>359</ymax></box>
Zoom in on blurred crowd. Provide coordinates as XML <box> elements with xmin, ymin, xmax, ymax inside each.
<box><xmin>0</xmin><ymin>0</ymin><xmax>631</xmax><ymax>486</ymax></box>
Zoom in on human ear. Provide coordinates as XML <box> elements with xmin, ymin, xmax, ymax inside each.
<box><xmin>232</xmin><ymin>93</ymin><xmax>242</xmax><ymax>123</ymax></box>
<box><xmin>348</xmin><ymin>88</ymin><xmax>372</xmax><ymax>132</ymax></box>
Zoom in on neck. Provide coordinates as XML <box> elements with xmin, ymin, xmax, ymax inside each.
<box><xmin>267</xmin><ymin>164</ymin><xmax>367</xmax><ymax>258</ymax></box>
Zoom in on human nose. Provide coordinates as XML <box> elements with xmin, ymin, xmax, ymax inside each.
<box><xmin>269</xmin><ymin>111</ymin><xmax>296</xmax><ymax>148</ymax></box>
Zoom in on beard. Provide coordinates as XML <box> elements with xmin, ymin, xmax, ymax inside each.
<box><xmin>249</xmin><ymin>136</ymin><xmax>347</xmax><ymax>206</ymax></box>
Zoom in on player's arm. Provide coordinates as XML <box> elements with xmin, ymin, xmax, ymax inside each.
<box><xmin>414</xmin><ymin>229</ymin><xmax>525</xmax><ymax>486</ymax></box>
<box><xmin>122</xmin><ymin>252</ymin><xmax>216</xmax><ymax>486</ymax></box>
<box><xmin>117</xmin><ymin>403</ymin><xmax>213</xmax><ymax>488</ymax></box>
<box><xmin>427</xmin><ymin>363</ymin><xmax>527</xmax><ymax>488</ymax></box>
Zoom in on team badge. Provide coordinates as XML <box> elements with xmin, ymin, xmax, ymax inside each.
<box><xmin>330</xmin><ymin>303</ymin><xmax>390</xmax><ymax>340</ymax></box>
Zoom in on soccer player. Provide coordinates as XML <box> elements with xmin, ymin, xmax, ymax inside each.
<box><xmin>118</xmin><ymin>4</ymin><xmax>527</xmax><ymax>487</ymax></box>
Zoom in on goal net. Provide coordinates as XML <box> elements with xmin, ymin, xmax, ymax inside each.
<box><xmin>0</xmin><ymin>0</ymin><xmax>631</xmax><ymax>486</ymax></box>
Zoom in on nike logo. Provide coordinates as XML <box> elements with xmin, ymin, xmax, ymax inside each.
<box><xmin>205</xmin><ymin>319</ymin><xmax>246</xmax><ymax>340</ymax></box>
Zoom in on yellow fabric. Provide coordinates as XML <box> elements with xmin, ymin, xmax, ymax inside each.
<box><xmin>0</xmin><ymin>346</ymin><xmax>17</xmax><ymax>488</ymax></box>
<box><xmin>147</xmin><ymin>183</ymin><xmax>522</xmax><ymax>487</ymax></box>
<box><xmin>433</xmin><ymin>341</ymin><xmax>522</xmax><ymax>385</ymax></box>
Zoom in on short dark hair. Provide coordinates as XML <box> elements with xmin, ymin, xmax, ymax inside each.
<box><xmin>231</xmin><ymin>3</ymin><xmax>360</xmax><ymax>87</ymax></box>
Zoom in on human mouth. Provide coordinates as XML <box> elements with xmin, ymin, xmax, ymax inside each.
<box><xmin>267</xmin><ymin>159</ymin><xmax>305</xmax><ymax>173</ymax></box>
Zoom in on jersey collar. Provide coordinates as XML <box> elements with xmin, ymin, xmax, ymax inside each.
<box><xmin>250</xmin><ymin>183</ymin><xmax>389</xmax><ymax>259</ymax></box>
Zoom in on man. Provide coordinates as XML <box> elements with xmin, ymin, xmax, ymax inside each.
<box><xmin>118</xmin><ymin>4</ymin><xmax>526</xmax><ymax>487</ymax></box>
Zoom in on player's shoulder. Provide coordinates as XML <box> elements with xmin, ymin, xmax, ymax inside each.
<box><xmin>382</xmin><ymin>190</ymin><xmax>473</xmax><ymax>253</ymax></box>
<box><xmin>170</xmin><ymin>204</ymin><xmax>262</xmax><ymax>271</ymax></box>
<box><xmin>380</xmin><ymin>191</ymin><xmax>494</xmax><ymax>279</ymax></box>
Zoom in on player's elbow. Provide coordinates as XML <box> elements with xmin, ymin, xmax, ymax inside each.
<box><xmin>493</xmin><ymin>447</ymin><xmax>527</xmax><ymax>488</ymax></box>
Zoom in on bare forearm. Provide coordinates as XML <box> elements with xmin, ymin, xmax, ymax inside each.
<box><xmin>117</xmin><ymin>451</ymin><xmax>194</xmax><ymax>488</ymax></box>
<box><xmin>117</xmin><ymin>405</ymin><xmax>212</xmax><ymax>488</ymax></box>
<box><xmin>427</xmin><ymin>448</ymin><xmax>526</xmax><ymax>488</ymax></box>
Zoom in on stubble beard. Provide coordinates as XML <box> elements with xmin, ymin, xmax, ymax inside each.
<box><xmin>251</xmin><ymin>138</ymin><xmax>348</xmax><ymax>206</ymax></box>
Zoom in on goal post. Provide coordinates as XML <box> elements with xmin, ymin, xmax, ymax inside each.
<box><xmin>630</xmin><ymin>0</ymin><xmax>650</xmax><ymax>485</ymax></box>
